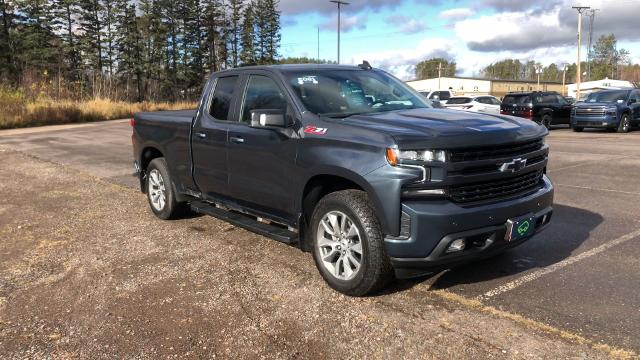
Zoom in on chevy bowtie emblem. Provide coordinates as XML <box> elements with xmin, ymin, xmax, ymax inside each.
<box><xmin>499</xmin><ymin>158</ymin><xmax>527</xmax><ymax>173</ymax></box>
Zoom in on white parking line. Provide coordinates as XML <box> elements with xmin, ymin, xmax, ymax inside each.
<box><xmin>477</xmin><ymin>227</ymin><xmax>640</xmax><ymax>300</ymax></box>
<box><xmin>555</xmin><ymin>183</ymin><xmax>640</xmax><ymax>196</ymax></box>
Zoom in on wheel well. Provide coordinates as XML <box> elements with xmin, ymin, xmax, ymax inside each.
<box><xmin>141</xmin><ymin>147</ymin><xmax>163</xmax><ymax>172</ymax></box>
<box><xmin>139</xmin><ymin>147</ymin><xmax>163</xmax><ymax>192</ymax></box>
<box><xmin>299</xmin><ymin>175</ymin><xmax>364</xmax><ymax>251</ymax></box>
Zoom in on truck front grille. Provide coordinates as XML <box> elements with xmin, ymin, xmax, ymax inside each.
<box><xmin>447</xmin><ymin>169</ymin><xmax>544</xmax><ymax>204</ymax></box>
<box><xmin>449</xmin><ymin>139</ymin><xmax>544</xmax><ymax>162</ymax></box>
<box><xmin>575</xmin><ymin>107</ymin><xmax>606</xmax><ymax>116</ymax></box>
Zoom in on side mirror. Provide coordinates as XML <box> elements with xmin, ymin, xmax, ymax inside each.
<box><xmin>250</xmin><ymin>109</ymin><xmax>286</xmax><ymax>128</ymax></box>
<box><xmin>628</xmin><ymin>98</ymin><xmax>637</xmax><ymax>105</ymax></box>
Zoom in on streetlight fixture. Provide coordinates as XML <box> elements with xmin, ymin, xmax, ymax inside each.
<box><xmin>329</xmin><ymin>0</ymin><xmax>349</xmax><ymax>64</ymax></box>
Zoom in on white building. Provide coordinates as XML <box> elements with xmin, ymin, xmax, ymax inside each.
<box><xmin>567</xmin><ymin>78</ymin><xmax>635</xmax><ymax>99</ymax></box>
<box><xmin>406</xmin><ymin>77</ymin><xmax>492</xmax><ymax>96</ymax></box>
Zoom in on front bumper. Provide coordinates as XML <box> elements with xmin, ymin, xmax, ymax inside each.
<box><xmin>571</xmin><ymin>114</ymin><xmax>619</xmax><ymax>127</ymax></box>
<box><xmin>385</xmin><ymin>175</ymin><xmax>554</xmax><ymax>273</ymax></box>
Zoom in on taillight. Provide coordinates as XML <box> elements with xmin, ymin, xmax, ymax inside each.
<box><xmin>500</xmin><ymin>109</ymin><xmax>508</xmax><ymax>115</ymax></box>
<box><xmin>129</xmin><ymin>118</ymin><xmax>135</xmax><ymax>127</ymax></box>
<box><xmin>526</xmin><ymin>109</ymin><xmax>533</xmax><ymax>118</ymax></box>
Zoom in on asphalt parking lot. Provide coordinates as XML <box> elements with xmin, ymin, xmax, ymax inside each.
<box><xmin>1</xmin><ymin>120</ymin><xmax>639</xmax><ymax>358</ymax></box>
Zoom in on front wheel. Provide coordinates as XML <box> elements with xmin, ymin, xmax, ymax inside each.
<box><xmin>618</xmin><ymin>114</ymin><xmax>631</xmax><ymax>133</ymax></box>
<box><xmin>311</xmin><ymin>190</ymin><xmax>393</xmax><ymax>296</ymax></box>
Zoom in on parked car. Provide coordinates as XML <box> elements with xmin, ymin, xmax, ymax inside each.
<box><xmin>132</xmin><ymin>64</ymin><xmax>554</xmax><ymax>296</ymax></box>
<box><xmin>444</xmin><ymin>95</ymin><xmax>501</xmax><ymax>114</ymax></box>
<box><xmin>500</xmin><ymin>91</ymin><xmax>572</xmax><ymax>129</ymax></box>
<box><xmin>571</xmin><ymin>89</ymin><xmax>640</xmax><ymax>133</ymax></box>
<box><xmin>420</xmin><ymin>90</ymin><xmax>454</xmax><ymax>103</ymax></box>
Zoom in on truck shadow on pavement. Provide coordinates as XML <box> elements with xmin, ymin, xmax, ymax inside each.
<box><xmin>385</xmin><ymin>204</ymin><xmax>603</xmax><ymax>294</ymax></box>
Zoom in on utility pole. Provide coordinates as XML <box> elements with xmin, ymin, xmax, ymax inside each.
<box><xmin>562</xmin><ymin>63</ymin><xmax>568</xmax><ymax>96</ymax></box>
<box><xmin>586</xmin><ymin>9</ymin><xmax>598</xmax><ymax>81</ymax></box>
<box><xmin>329</xmin><ymin>0</ymin><xmax>349</xmax><ymax>64</ymax></box>
<box><xmin>317</xmin><ymin>27</ymin><xmax>320</xmax><ymax>61</ymax></box>
<box><xmin>534</xmin><ymin>63</ymin><xmax>542</xmax><ymax>90</ymax></box>
<box><xmin>572</xmin><ymin>6</ymin><xmax>590</xmax><ymax>100</ymax></box>
<box><xmin>438</xmin><ymin>62</ymin><xmax>442</xmax><ymax>88</ymax></box>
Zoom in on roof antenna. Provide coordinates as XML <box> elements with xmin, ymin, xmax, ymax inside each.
<box><xmin>358</xmin><ymin>60</ymin><xmax>372</xmax><ymax>70</ymax></box>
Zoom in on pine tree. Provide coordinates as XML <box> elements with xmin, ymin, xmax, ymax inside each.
<box><xmin>17</xmin><ymin>0</ymin><xmax>59</xmax><ymax>71</ymax></box>
<box><xmin>115</xmin><ymin>0</ymin><xmax>143</xmax><ymax>101</ymax></box>
<box><xmin>52</xmin><ymin>0</ymin><xmax>81</xmax><ymax>82</ymax></box>
<box><xmin>78</xmin><ymin>0</ymin><xmax>104</xmax><ymax>74</ymax></box>
<box><xmin>255</xmin><ymin>0</ymin><xmax>280</xmax><ymax>64</ymax></box>
<box><xmin>202</xmin><ymin>0</ymin><xmax>227</xmax><ymax>72</ymax></box>
<box><xmin>227</xmin><ymin>0</ymin><xmax>243</xmax><ymax>67</ymax></box>
<box><xmin>240</xmin><ymin>1</ymin><xmax>255</xmax><ymax>65</ymax></box>
<box><xmin>0</xmin><ymin>0</ymin><xmax>17</xmax><ymax>83</ymax></box>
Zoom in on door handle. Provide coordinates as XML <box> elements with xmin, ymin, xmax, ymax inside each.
<box><xmin>230</xmin><ymin>136</ymin><xmax>245</xmax><ymax>144</ymax></box>
<box><xmin>195</xmin><ymin>132</ymin><xmax>207</xmax><ymax>139</ymax></box>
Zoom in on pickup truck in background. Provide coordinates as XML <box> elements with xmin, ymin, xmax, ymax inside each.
<box><xmin>132</xmin><ymin>64</ymin><xmax>554</xmax><ymax>296</ymax></box>
<box><xmin>571</xmin><ymin>89</ymin><xmax>640</xmax><ymax>133</ymax></box>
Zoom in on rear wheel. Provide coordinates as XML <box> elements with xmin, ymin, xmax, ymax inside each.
<box><xmin>146</xmin><ymin>158</ymin><xmax>186</xmax><ymax>220</ymax></box>
<box><xmin>311</xmin><ymin>190</ymin><xmax>393</xmax><ymax>296</ymax></box>
<box><xmin>618</xmin><ymin>114</ymin><xmax>631</xmax><ymax>133</ymax></box>
<box><xmin>540</xmin><ymin>114</ymin><xmax>552</xmax><ymax>129</ymax></box>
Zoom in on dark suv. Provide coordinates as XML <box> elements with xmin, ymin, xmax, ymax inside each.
<box><xmin>571</xmin><ymin>89</ymin><xmax>640</xmax><ymax>133</ymax></box>
<box><xmin>500</xmin><ymin>91</ymin><xmax>572</xmax><ymax>129</ymax></box>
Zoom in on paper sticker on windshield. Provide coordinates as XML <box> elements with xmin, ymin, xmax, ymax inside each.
<box><xmin>297</xmin><ymin>76</ymin><xmax>319</xmax><ymax>85</ymax></box>
<box><xmin>304</xmin><ymin>126</ymin><xmax>327</xmax><ymax>135</ymax></box>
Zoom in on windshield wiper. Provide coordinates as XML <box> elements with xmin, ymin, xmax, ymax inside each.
<box><xmin>323</xmin><ymin>111</ymin><xmax>373</xmax><ymax>119</ymax></box>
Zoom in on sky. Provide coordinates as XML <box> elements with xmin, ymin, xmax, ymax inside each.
<box><xmin>277</xmin><ymin>0</ymin><xmax>640</xmax><ymax>80</ymax></box>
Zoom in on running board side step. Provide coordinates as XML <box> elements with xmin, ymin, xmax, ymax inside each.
<box><xmin>190</xmin><ymin>200</ymin><xmax>298</xmax><ymax>245</ymax></box>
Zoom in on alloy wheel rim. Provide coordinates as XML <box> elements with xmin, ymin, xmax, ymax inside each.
<box><xmin>316</xmin><ymin>211</ymin><xmax>363</xmax><ymax>281</ymax></box>
<box><xmin>623</xmin><ymin>116</ymin><xmax>629</xmax><ymax>131</ymax></box>
<box><xmin>148</xmin><ymin>169</ymin><xmax>166</xmax><ymax>211</ymax></box>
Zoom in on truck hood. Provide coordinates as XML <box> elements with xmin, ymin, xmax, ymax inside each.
<box><xmin>341</xmin><ymin>108</ymin><xmax>547</xmax><ymax>149</ymax></box>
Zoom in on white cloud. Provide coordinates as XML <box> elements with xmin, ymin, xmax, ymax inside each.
<box><xmin>319</xmin><ymin>14</ymin><xmax>368</xmax><ymax>33</ymax></box>
<box><xmin>345</xmin><ymin>38</ymin><xmax>456</xmax><ymax>80</ymax></box>
<box><xmin>386</xmin><ymin>15</ymin><xmax>428</xmax><ymax>34</ymax></box>
<box><xmin>438</xmin><ymin>8</ymin><xmax>474</xmax><ymax>20</ymax></box>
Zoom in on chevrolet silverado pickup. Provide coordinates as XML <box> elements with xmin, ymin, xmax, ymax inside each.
<box><xmin>571</xmin><ymin>89</ymin><xmax>640</xmax><ymax>133</ymax></box>
<box><xmin>132</xmin><ymin>64</ymin><xmax>554</xmax><ymax>296</ymax></box>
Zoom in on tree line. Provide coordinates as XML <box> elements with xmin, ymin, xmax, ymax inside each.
<box><xmin>0</xmin><ymin>0</ymin><xmax>281</xmax><ymax>102</ymax></box>
<box><xmin>414</xmin><ymin>34</ymin><xmax>638</xmax><ymax>85</ymax></box>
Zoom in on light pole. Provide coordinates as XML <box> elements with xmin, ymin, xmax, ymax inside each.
<box><xmin>562</xmin><ymin>63</ymin><xmax>568</xmax><ymax>96</ymax></box>
<box><xmin>534</xmin><ymin>63</ymin><xmax>542</xmax><ymax>91</ymax></box>
<box><xmin>330</xmin><ymin>0</ymin><xmax>349</xmax><ymax>64</ymax></box>
<box><xmin>572</xmin><ymin>6</ymin><xmax>590</xmax><ymax>100</ymax></box>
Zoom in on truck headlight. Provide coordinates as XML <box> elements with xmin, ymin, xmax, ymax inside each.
<box><xmin>386</xmin><ymin>148</ymin><xmax>446</xmax><ymax>165</ymax></box>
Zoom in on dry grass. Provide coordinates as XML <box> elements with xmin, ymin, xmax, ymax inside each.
<box><xmin>0</xmin><ymin>88</ymin><xmax>196</xmax><ymax>130</ymax></box>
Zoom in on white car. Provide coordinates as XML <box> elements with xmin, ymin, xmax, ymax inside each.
<box><xmin>443</xmin><ymin>96</ymin><xmax>502</xmax><ymax>114</ymax></box>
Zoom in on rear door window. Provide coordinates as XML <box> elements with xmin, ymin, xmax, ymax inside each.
<box><xmin>209</xmin><ymin>76</ymin><xmax>239</xmax><ymax>121</ymax></box>
<box><xmin>437</xmin><ymin>91</ymin><xmax>451</xmax><ymax>101</ymax></box>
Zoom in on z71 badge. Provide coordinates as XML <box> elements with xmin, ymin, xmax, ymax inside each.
<box><xmin>304</xmin><ymin>126</ymin><xmax>328</xmax><ymax>135</ymax></box>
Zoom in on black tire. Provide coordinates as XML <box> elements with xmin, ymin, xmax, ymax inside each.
<box><xmin>146</xmin><ymin>158</ymin><xmax>186</xmax><ymax>220</ymax></box>
<box><xmin>618</xmin><ymin>113</ymin><xmax>631</xmax><ymax>133</ymax></box>
<box><xmin>540</xmin><ymin>114</ymin><xmax>552</xmax><ymax>129</ymax></box>
<box><xmin>311</xmin><ymin>190</ymin><xmax>393</xmax><ymax>296</ymax></box>
<box><xmin>572</xmin><ymin>125</ymin><xmax>583</xmax><ymax>132</ymax></box>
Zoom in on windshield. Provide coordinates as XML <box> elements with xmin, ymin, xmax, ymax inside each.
<box><xmin>585</xmin><ymin>91</ymin><xmax>629</xmax><ymax>103</ymax></box>
<box><xmin>284</xmin><ymin>69</ymin><xmax>430</xmax><ymax>117</ymax></box>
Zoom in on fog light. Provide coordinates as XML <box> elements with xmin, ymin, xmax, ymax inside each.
<box><xmin>446</xmin><ymin>238</ymin><xmax>466</xmax><ymax>253</ymax></box>
<box><xmin>602</xmin><ymin>122</ymin><xmax>607</xmax><ymax>126</ymax></box>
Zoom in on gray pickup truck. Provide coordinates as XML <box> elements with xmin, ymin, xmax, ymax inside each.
<box><xmin>132</xmin><ymin>64</ymin><xmax>554</xmax><ymax>296</ymax></box>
